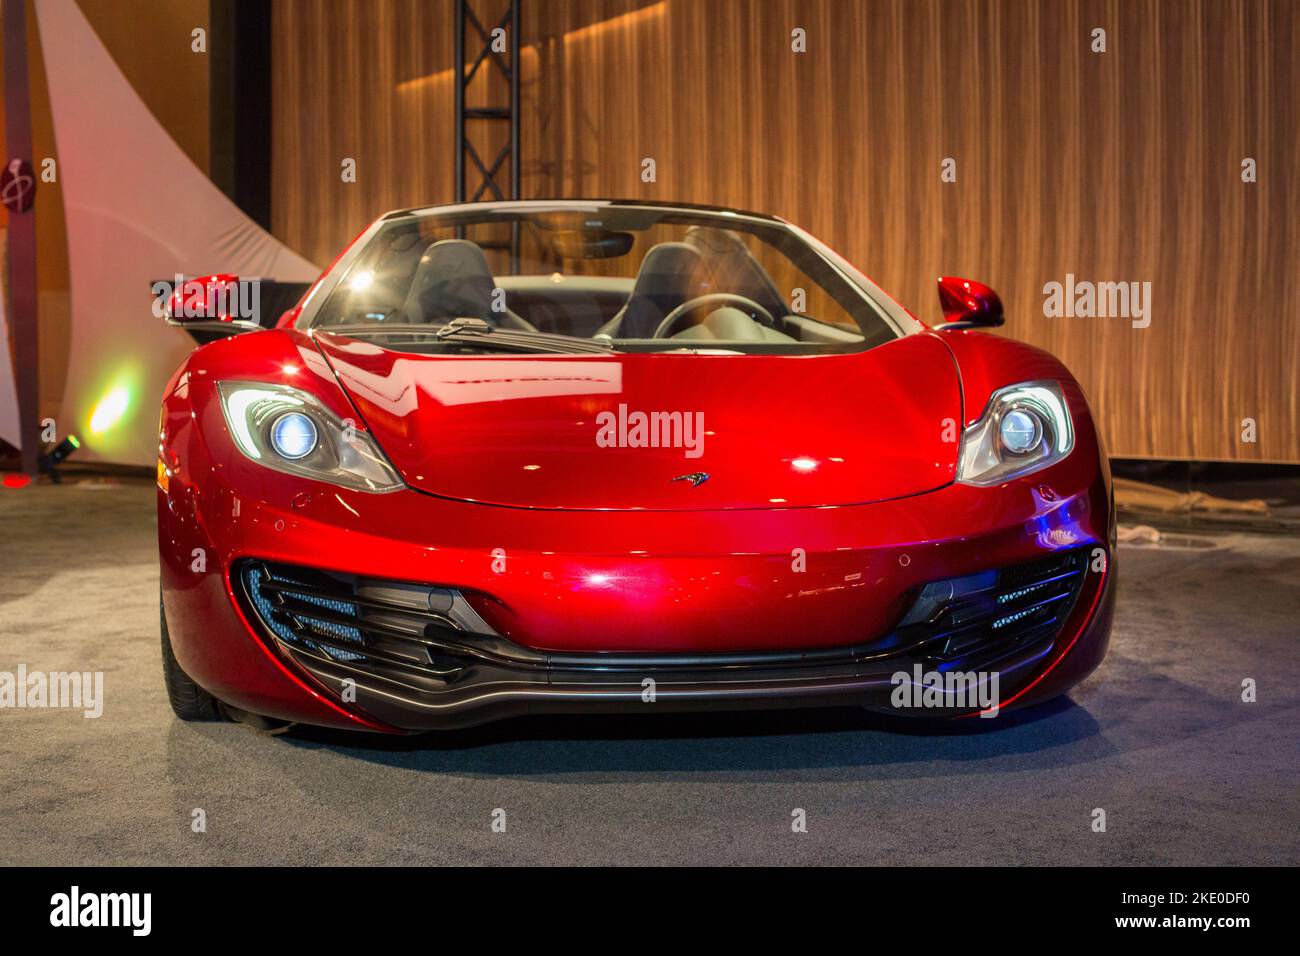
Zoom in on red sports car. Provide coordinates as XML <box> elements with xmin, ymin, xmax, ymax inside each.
<box><xmin>157</xmin><ymin>200</ymin><xmax>1114</xmax><ymax>733</ymax></box>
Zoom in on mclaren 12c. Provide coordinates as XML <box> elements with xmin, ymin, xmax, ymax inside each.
<box><xmin>157</xmin><ymin>200</ymin><xmax>1114</xmax><ymax>733</ymax></box>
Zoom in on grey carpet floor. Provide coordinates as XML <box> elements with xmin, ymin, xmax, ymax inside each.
<box><xmin>1</xmin><ymin>479</ymin><xmax>1296</xmax><ymax>865</ymax></box>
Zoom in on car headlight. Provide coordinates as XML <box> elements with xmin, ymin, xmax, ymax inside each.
<box><xmin>957</xmin><ymin>381</ymin><xmax>1074</xmax><ymax>486</ymax></box>
<box><xmin>270</xmin><ymin>411</ymin><xmax>318</xmax><ymax>460</ymax></box>
<box><xmin>216</xmin><ymin>381</ymin><xmax>404</xmax><ymax>493</ymax></box>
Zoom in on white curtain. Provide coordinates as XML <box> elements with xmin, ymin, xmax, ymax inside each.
<box><xmin>0</xmin><ymin>228</ymin><xmax>21</xmax><ymax>451</ymax></box>
<box><xmin>34</xmin><ymin>0</ymin><xmax>320</xmax><ymax>465</ymax></box>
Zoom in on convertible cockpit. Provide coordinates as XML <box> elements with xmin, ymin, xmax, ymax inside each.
<box><xmin>310</xmin><ymin>203</ymin><xmax>890</xmax><ymax>352</ymax></box>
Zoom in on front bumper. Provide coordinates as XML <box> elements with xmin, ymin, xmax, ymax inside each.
<box><xmin>160</xmin><ymin>445</ymin><xmax>1114</xmax><ymax>731</ymax></box>
<box><xmin>227</xmin><ymin>546</ymin><xmax>1110</xmax><ymax>729</ymax></box>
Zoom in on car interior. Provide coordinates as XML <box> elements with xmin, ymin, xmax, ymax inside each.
<box><xmin>314</xmin><ymin>218</ymin><xmax>879</xmax><ymax>349</ymax></box>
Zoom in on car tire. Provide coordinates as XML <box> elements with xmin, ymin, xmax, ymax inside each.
<box><xmin>160</xmin><ymin>595</ymin><xmax>223</xmax><ymax>721</ymax></box>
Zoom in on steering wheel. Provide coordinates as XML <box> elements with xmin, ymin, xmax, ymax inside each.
<box><xmin>653</xmin><ymin>293</ymin><xmax>778</xmax><ymax>339</ymax></box>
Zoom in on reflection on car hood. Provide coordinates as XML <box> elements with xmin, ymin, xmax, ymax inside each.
<box><xmin>313</xmin><ymin>331</ymin><xmax>961</xmax><ymax>511</ymax></box>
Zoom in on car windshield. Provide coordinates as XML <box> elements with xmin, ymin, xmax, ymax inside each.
<box><xmin>307</xmin><ymin>204</ymin><xmax>899</xmax><ymax>354</ymax></box>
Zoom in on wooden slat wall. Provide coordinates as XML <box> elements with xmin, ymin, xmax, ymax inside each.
<box><xmin>272</xmin><ymin>0</ymin><xmax>1300</xmax><ymax>462</ymax></box>
<box><xmin>271</xmin><ymin>0</ymin><xmax>460</xmax><ymax>255</ymax></box>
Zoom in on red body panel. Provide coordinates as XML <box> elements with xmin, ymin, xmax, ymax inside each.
<box><xmin>312</xmin><ymin>331</ymin><xmax>962</xmax><ymax>510</ymax></box>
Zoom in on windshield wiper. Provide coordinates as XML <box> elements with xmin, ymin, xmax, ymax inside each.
<box><xmin>317</xmin><ymin>320</ymin><xmax>616</xmax><ymax>355</ymax></box>
<box><xmin>435</xmin><ymin>317</ymin><xmax>493</xmax><ymax>338</ymax></box>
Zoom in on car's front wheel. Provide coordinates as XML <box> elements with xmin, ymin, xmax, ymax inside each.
<box><xmin>160</xmin><ymin>595</ymin><xmax>223</xmax><ymax>721</ymax></box>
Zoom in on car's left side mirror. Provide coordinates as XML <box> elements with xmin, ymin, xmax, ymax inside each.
<box><xmin>934</xmin><ymin>276</ymin><xmax>1005</xmax><ymax>330</ymax></box>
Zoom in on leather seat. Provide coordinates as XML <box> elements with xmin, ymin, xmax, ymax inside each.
<box><xmin>596</xmin><ymin>241</ymin><xmax>706</xmax><ymax>338</ymax></box>
<box><xmin>400</xmin><ymin>239</ymin><xmax>535</xmax><ymax>330</ymax></box>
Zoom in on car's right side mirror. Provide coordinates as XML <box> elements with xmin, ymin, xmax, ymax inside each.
<box><xmin>934</xmin><ymin>276</ymin><xmax>1005</xmax><ymax>330</ymax></box>
<box><xmin>158</xmin><ymin>275</ymin><xmax>313</xmax><ymax>345</ymax></box>
<box><xmin>161</xmin><ymin>274</ymin><xmax>264</xmax><ymax>341</ymax></box>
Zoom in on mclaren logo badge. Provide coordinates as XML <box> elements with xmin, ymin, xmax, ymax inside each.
<box><xmin>671</xmin><ymin>472</ymin><xmax>710</xmax><ymax>488</ymax></box>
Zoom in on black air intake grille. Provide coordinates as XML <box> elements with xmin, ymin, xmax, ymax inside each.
<box><xmin>235</xmin><ymin>561</ymin><xmax>527</xmax><ymax>685</ymax></box>
<box><xmin>901</xmin><ymin>548</ymin><xmax>1088</xmax><ymax>671</ymax></box>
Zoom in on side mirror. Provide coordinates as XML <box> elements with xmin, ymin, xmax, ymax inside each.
<box><xmin>161</xmin><ymin>274</ymin><xmax>265</xmax><ymax>342</ymax></box>
<box><xmin>934</xmin><ymin>276</ymin><xmax>1005</xmax><ymax>330</ymax></box>
<box><xmin>158</xmin><ymin>276</ymin><xmax>313</xmax><ymax>344</ymax></box>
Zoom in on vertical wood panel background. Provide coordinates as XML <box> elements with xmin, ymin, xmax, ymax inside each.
<box><xmin>272</xmin><ymin>0</ymin><xmax>1299</xmax><ymax>462</ymax></box>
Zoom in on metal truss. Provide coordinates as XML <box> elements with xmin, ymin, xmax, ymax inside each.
<box><xmin>455</xmin><ymin>0</ymin><xmax>520</xmax><ymax>205</ymax></box>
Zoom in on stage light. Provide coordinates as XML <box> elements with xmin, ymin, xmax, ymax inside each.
<box><xmin>89</xmin><ymin>386</ymin><xmax>131</xmax><ymax>433</ymax></box>
<box><xmin>38</xmin><ymin>434</ymin><xmax>81</xmax><ymax>482</ymax></box>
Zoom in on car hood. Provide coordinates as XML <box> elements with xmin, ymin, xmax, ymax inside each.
<box><xmin>313</xmin><ymin>332</ymin><xmax>961</xmax><ymax>511</ymax></box>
